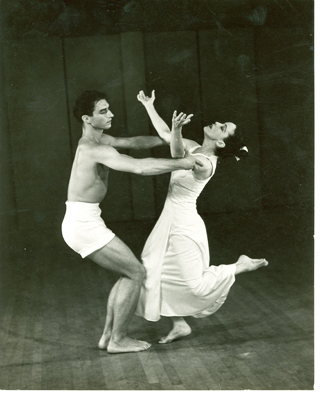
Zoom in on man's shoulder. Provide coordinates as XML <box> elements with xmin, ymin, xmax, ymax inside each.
<box><xmin>76</xmin><ymin>139</ymin><xmax>115</xmax><ymax>163</ymax></box>
<box><xmin>100</xmin><ymin>133</ymin><xmax>114</xmax><ymax>145</ymax></box>
<box><xmin>78</xmin><ymin>137</ymin><xmax>113</xmax><ymax>150</ymax></box>
<box><xmin>77</xmin><ymin>138</ymin><xmax>95</xmax><ymax>154</ymax></box>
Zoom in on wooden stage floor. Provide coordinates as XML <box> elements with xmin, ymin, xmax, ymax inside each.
<box><xmin>0</xmin><ymin>206</ymin><xmax>314</xmax><ymax>390</ymax></box>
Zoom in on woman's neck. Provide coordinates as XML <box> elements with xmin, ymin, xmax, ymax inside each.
<box><xmin>197</xmin><ymin>137</ymin><xmax>217</xmax><ymax>157</ymax></box>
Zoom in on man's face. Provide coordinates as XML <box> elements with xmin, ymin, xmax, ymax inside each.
<box><xmin>88</xmin><ymin>99</ymin><xmax>114</xmax><ymax>129</ymax></box>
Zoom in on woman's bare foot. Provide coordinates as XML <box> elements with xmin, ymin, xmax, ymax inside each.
<box><xmin>107</xmin><ymin>337</ymin><xmax>151</xmax><ymax>354</ymax></box>
<box><xmin>235</xmin><ymin>255</ymin><xmax>268</xmax><ymax>275</ymax></box>
<box><xmin>159</xmin><ymin>319</ymin><xmax>192</xmax><ymax>344</ymax></box>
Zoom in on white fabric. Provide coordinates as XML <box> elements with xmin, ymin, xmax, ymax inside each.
<box><xmin>62</xmin><ymin>201</ymin><xmax>115</xmax><ymax>258</ymax></box>
<box><xmin>136</xmin><ymin>147</ymin><xmax>236</xmax><ymax>321</ymax></box>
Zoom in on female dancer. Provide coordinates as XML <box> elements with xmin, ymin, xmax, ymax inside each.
<box><xmin>135</xmin><ymin>90</ymin><xmax>268</xmax><ymax>344</ymax></box>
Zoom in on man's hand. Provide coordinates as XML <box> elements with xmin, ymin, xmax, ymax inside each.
<box><xmin>193</xmin><ymin>156</ymin><xmax>204</xmax><ymax>171</ymax></box>
<box><xmin>137</xmin><ymin>90</ymin><xmax>155</xmax><ymax>106</ymax></box>
<box><xmin>172</xmin><ymin>110</ymin><xmax>193</xmax><ymax>131</ymax></box>
<box><xmin>181</xmin><ymin>150</ymin><xmax>204</xmax><ymax>170</ymax></box>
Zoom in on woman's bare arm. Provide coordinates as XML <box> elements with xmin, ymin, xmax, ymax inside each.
<box><xmin>170</xmin><ymin>111</ymin><xmax>193</xmax><ymax>158</ymax></box>
<box><xmin>137</xmin><ymin>90</ymin><xmax>172</xmax><ymax>143</ymax></box>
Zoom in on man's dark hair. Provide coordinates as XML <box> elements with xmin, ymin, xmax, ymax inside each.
<box><xmin>73</xmin><ymin>90</ymin><xmax>109</xmax><ymax>124</ymax></box>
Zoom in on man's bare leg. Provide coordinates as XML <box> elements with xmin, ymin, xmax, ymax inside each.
<box><xmin>159</xmin><ymin>317</ymin><xmax>192</xmax><ymax>344</ymax></box>
<box><xmin>107</xmin><ymin>275</ymin><xmax>152</xmax><ymax>353</ymax></box>
<box><xmin>89</xmin><ymin>236</ymin><xmax>151</xmax><ymax>354</ymax></box>
<box><xmin>98</xmin><ymin>278</ymin><xmax>121</xmax><ymax>349</ymax></box>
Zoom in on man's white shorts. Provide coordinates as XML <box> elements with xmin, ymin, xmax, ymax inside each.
<box><xmin>62</xmin><ymin>201</ymin><xmax>115</xmax><ymax>258</ymax></box>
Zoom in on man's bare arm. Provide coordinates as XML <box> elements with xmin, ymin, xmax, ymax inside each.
<box><xmin>88</xmin><ymin>144</ymin><xmax>199</xmax><ymax>176</ymax></box>
<box><xmin>101</xmin><ymin>134</ymin><xmax>167</xmax><ymax>150</ymax></box>
<box><xmin>191</xmin><ymin>154</ymin><xmax>213</xmax><ymax>180</ymax></box>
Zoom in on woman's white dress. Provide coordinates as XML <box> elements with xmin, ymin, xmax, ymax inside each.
<box><xmin>136</xmin><ymin>147</ymin><xmax>236</xmax><ymax>322</ymax></box>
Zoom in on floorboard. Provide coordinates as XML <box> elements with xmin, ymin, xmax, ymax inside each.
<box><xmin>0</xmin><ymin>207</ymin><xmax>314</xmax><ymax>390</ymax></box>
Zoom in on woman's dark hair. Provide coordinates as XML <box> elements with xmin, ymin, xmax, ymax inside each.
<box><xmin>73</xmin><ymin>90</ymin><xmax>109</xmax><ymax>124</ymax></box>
<box><xmin>215</xmin><ymin>128</ymin><xmax>248</xmax><ymax>160</ymax></box>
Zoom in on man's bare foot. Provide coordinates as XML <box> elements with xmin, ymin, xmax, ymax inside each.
<box><xmin>235</xmin><ymin>255</ymin><xmax>268</xmax><ymax>275</ymax></box>
<box><xmin>159</xmin><ymin>320</ymin><xmax>192</xmax><ymax>344</ymax></box>
<box><xmin>107</xmin><ymin>337</ymin><xmax>151</xmax><ymax>354</ymax></box>
<box><xmin>98</xmin><ymin>331</ymin><xmax>111</xmax><ymax>350</ymax></box>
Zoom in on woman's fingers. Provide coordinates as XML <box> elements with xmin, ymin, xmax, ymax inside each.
<box><xmin>138</xmin><ymin>90</ymin><xmax>155</xmax><ymax>101</ymax></box>
<box><xmin>172</xmin><ymin>111</ymin><xmax>194</xmax><ymax>126</ymax></box>
<box><xmin>176</xmin><ymin>112</ymin><xmax>184</xmax><ymax>120</ymax></box>
<box><xmin>180</xmin><ymin>114</ymin><xmax>193</xmax><ymax>124</ymax></box>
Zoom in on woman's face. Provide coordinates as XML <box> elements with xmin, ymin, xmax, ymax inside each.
<box><xmin>204</xmin><ymin>122</ymin><xmax>236</xmax><ymax>142</ymax></box>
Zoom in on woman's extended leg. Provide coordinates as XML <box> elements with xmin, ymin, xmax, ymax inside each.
<box><xmin>158</xmin><ymin>255</ymin><xmax>268</xmax><ymax>344</ymax></box>
<box><xmin>234</xmin><ymin>255</ymin><xmax>268</xmax><ymax>275</ymax></box>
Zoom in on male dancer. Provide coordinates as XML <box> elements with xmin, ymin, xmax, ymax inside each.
<box><xmin>62</xmin><ymin>90</ymin><xmax>200</xmax><ymax>353</ymax></box>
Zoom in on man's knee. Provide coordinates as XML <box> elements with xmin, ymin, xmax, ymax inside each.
<box><xmin>131</xmin><ymin>262</ymin><xmax>146</xmax><ymax>282</ymax></box>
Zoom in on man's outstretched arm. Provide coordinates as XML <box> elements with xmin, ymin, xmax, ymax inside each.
<box><xmin>101</xmin><ymin>134</ymin><xmax>167</xmax><ymax>150</ymax></box>
<box><xmin>88</xmin><ymin>144</ymin><xmax>202</xmax><ymax>176</ymax></box>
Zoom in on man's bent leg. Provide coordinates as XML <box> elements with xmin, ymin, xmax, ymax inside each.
<box><xmin>88</xmin><ymin>236</ymin><xmax>151</xmax><ymax>353</ymax></box>
<box><xmin>98</xmin><ymin>278</ymin><xmax>121</xmax><ymax>349</ymax></box>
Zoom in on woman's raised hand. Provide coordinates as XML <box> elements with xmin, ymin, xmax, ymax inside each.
<box><xmin>137</xmin><ymin>90</ymin><xmax>155</xmax><ymax>106</ymax></box>
<box><xmin>172</xmin><ymin>110</ymin><xmax>193</xmax><ymax>130</ymax></box>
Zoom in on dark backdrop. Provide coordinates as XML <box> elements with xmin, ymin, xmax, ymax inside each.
<box><xmin>0</xmin><ymin>0</ymin><xmax>313</xmax><ymax>259</ymax></box>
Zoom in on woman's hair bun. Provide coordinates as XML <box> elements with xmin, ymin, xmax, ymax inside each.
<box><xmin>216</xmin><ymin>129</ymin><xmax>248</xmax><ymax>161</ymax></box>
<box><xmin>235</xmin><ymin>146</ymin><xmax>249</xmax><ymax>161</ymax></box>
